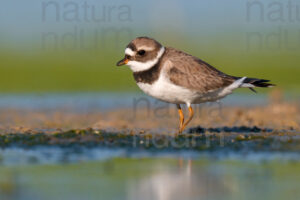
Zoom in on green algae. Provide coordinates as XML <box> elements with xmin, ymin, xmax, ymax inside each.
<box><xmin>0</xmin><ymin>128</ymin><xmax>298</xmax><ymax>152</ymax></box>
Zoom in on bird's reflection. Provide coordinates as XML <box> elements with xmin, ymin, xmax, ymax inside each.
<box><xmin>127</xmin><ymin>158</ymin><xmax>234</xmax><ymax>200</ymax></box>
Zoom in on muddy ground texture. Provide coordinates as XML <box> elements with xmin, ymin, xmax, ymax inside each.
<box><xmin>0</xmin><ymin>97</ymin><xmax>299</xmax><ymax>152</ymax></box>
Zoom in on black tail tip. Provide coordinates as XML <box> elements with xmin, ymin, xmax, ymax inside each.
<box><xmin>244</xmin><ymin>78</ymin><xmax>275</xmax><ymax>88</ymax></box>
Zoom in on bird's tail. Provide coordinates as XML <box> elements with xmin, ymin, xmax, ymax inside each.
<box><xmin>234</xmin><ymin>77</ymin><xmax>275</xmax><ymax>93</ymax></box>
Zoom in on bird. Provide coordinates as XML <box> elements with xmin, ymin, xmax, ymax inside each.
<box><xmin>116</xmin><ymin>37</ymin><xmax>274</xmax><ymax>133</ymax></box>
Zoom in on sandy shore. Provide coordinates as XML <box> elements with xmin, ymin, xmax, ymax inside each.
<box><xmin>0</xmin><ymin>100</ymin><xmax>299</xmax><ymax>134</ymax></box>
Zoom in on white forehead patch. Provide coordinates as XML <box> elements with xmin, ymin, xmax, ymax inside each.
<box><xmin>125</xmin><ymin>48</ymin><xmax>135</xmax><ymax>56</ymax></box>
<box><xmin>127</xmin><ymin>47</ymin><xmax>165</xmax><ymax>72</ymax></box>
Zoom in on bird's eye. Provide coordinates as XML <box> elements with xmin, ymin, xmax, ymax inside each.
<box><xmin>125</xmin><ymin>55</ymin><xmax>131</xmax><ymax>59</ymax></box>
<box><xmin>137</xmin><ymin>50</ymin><xmax>146</xmax><ymax>56</ymax></box>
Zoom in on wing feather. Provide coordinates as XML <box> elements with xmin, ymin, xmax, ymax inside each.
<box><xmin>165</xmin><ymin>48</ymin><xmax>235</xmax><ymax>93</ymax></box>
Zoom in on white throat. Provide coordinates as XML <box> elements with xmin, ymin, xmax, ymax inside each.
<box><xmin>127</xmin><ymin>47</ymin><xmax>165</xmax><ymax>72</ymax></box>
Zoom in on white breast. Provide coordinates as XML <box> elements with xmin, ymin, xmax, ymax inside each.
<box><xmin>137</xmin><ymin>72</ymin><xmax>199</xmax><ymax>104</ymax></box>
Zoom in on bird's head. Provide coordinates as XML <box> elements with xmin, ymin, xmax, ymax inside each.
<box><xmin>116</xmin><ymin>37</ymin><xmax>165</xmax><ymax>72</ymax></box>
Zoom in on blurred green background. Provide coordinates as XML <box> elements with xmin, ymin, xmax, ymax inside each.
<box><xmin>1</xmin><ymin>0</ymin><xmax>299</xmax><ymax>93</ymax></box>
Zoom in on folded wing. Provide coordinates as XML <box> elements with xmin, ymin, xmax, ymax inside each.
<box><xmin>166</xmin><ymin>48</ymin><xmax>235</xmax><ymax>93</ymax></box>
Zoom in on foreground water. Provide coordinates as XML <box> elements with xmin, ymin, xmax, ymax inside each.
<box><xmin>0</xmin><ymin>155</ymin><xmax>299</xmax><ymax>200</ymax></box>
<box><xmin>0</xmin><ymin>144</ymin><xmax>299</xmax><ymax>200</ymax></box>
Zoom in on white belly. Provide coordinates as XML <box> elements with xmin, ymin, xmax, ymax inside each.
<box><xmin>137</xmin><ymin>75</ymin><xmax>246</xmax><ymax>105</ymax></box>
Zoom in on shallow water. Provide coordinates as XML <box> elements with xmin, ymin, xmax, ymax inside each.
<box><xmin>0</xmin><ymin>146</ymin><xmax>300</xmax><ymax>166</ymax></box>
<box><xmin>0</xmin><ymin>146</ymin><xmax>299</xmax><ymax>200</ymax></box>
<box><xmin>0</xmin><ymin>156</ymin><xmax>299</xmax><ymax>200</ymax></box>
<box><xmin>0</xmin><ymin>92</ymin><xmax>268</xmax><ymax>111</ymax></box>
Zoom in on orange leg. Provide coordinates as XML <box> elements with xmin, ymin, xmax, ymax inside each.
<box><xmin>177</xmin><ymin>104</ymin><xmax>185</xmax><ymax>133</ymax></box>
<box><xmin>180</xmin><ymin>105</ymin><xmax>194</xmax><ymax>133</ymax></box>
